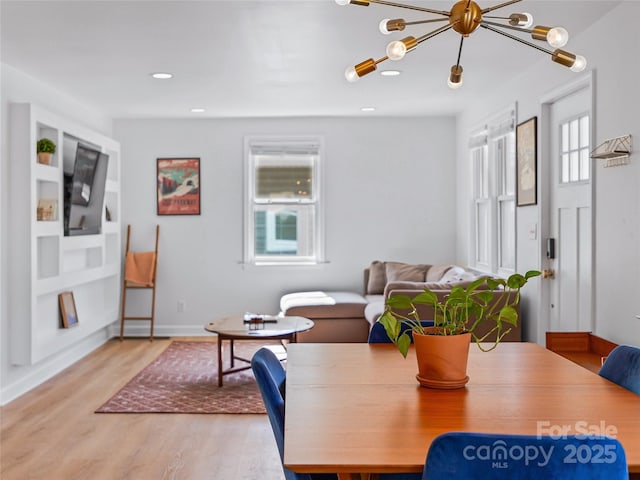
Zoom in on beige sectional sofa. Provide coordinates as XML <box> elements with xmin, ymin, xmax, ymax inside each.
<box><xmin>280</xmin><ymin>261</ymin><xmax>522</xmax><ymax>343</ymax></box>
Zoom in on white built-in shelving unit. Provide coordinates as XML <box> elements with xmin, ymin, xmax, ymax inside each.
<box><xmin>9</xmin><ymin>103</ymin><xmax>121</xmax><ymax>365</ymax></box>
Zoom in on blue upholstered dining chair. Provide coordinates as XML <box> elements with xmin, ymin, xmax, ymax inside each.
<box><xmin>368</xmin><ymin>320</ymin><xmax>434</xmax><ymax>343</ymax></box>
<box><xmin>599</xmin><ymin>344</ymin><xmax>640</xmax><ymax>395</ymax></box>
<box><xmin>251</xmin><ymin>347</ymin><xmax>336</xmax><ymax>480</ymax></box>
<box><xmin>422</xmin><ymin>432</ymin><xmax>628</xmax><ymax>479</ymax></box>
<box><xmin>251</xmin><ymin>347</ymin><xmax>422</xmax><ymax>480</ymax></box>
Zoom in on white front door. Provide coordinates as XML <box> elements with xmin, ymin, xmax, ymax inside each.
<box><xmin>547</xmin><ymin>85</ymin><xmax>593</xmax><ymax>332</ymax></box>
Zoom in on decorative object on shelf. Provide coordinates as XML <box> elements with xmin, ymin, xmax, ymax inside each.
<box><xmin>336</xmin><ymin>0</ymin><xmax>587</xmax><ymax>88</ymax></box>
<box><xmin>591</xmin><ymin>134</ymin><xmax>632</xmax><ymax>168</ymax></box>
<box><xmin>516</xmin><ymin>116</ymin><xmax>537</xmax><ymax>206</ymax></box>
<box><xmin>59</xmin><ymin>291</ymin><xmax>79</xmax><ymax>328</ymax></box>
<box><xmin>379</xmin><ymin>270</ymin><xmax>541</xmax><ymax>388</ymax></box>
<box><xmin>36</xmin><ymin>137</ymin><xmax>56</xmax><ymax>165</ymax></box>
<box><xmin>105</xmin><ymin>205</ymin><xmax>112</xmax><ymax>222</ymax></box>
<box><xmin>157</xmin><ymin>158</ymin><xmax>201</xmax><ymax>215</ymax></box>
<box><xmin>36</xmin><ymin>199</ymin><xmax>58</xmax><ymax>221</ymax></box>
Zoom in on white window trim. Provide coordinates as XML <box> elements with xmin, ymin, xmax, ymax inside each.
<box><xmin>243</xmin><ymin>135</ymin><xmax>325</xmax><ymax>267</ymax></box>
<box><xmin>469</xmin><ymin>105</ymin><xmax>517</xmax><ymax>276</ymax></box>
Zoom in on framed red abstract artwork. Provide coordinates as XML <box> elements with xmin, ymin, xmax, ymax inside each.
<box><xmin>157</xmin><ymin>158</ymin><xmax>201</xmax><ymax>215</ymax></box>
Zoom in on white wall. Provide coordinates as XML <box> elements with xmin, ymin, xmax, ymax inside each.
<box><xmin>6</xmin><ymin>1</ymin><xmax>638</xmax><ymax>403</ymax></box>
<box><xmin>455</xmin><ymin>1</ymin><xmax>640</xmax><ymax>346</ymax></box>
<box><xmin>0</xmin><ymin>65</ymin><xmax>113</xmax><ymax>403</ymax></box>
<box><xmin>114</xmin><ymin>116</ymin><xmax>457</xmax><ymax>334</ymax></box>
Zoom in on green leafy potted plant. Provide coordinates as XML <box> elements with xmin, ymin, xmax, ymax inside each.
<box><xmin>379</xmin><ymin>270</ymin><xmax>541</xmax><ymax>389</ymax></box>
<box><xmin>36</xmin><ymin>138</ymin><xmax>56</xmax><ymax>165</ymax></box>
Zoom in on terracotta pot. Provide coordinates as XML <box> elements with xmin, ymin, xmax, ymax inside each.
<box><xmin>413</xmin><ymin>327</ymin><xmax>471</xmax><ymax>389</ymax></box>
<box><xmin>37</xmin><ymin>152</ymin><xmax>52</xmax><ymax>165</ymax></box>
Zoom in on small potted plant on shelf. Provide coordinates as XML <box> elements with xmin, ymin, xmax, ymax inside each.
<box><xmin>379</xmin><ymin>270</ymin><xmax>541</xmax><ymax>389</ymax></box>
<box><xmin>36</xmin><ymin>138</ymin><xmax>56</xmax><ymax>165</ymax></box>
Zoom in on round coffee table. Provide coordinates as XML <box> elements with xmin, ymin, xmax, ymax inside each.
<box><xmin>204</xmin><ymin>314</ymin><xmax>314</xmax><ymax>387</ymax></box>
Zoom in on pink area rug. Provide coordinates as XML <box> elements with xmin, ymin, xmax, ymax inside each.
<box><xmin>96</xmin><ymin>341</ymin><xmax>275</xmax><ymax>414</ymax></box>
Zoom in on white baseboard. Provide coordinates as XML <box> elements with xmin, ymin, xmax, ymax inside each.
<box><xmin>1</xmin><ymin>328</ymin><xmax>111</xmax><ymax>405</ymax></box>
<box><xmin>109</xmin><ymin>323</ymin><xmax>213</xmax><ymax>338</ymax></box>
<box><xmin>1</xmin><ymin>324</ymin><xmax>219</xmax><ymax>406</ymax></box>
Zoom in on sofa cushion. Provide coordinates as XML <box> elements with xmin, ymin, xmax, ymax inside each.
<box><xmin>385</xmin><ymin>262</ymin><xmax>429</xmax><ymax>283</ymax></box>
<box><xmin>383</xmin><ymin>281</ymin><xmax>453</xmax><ymax>300</ymax></box>
<box><xmin>364</xmin><ymin>294</ymin><xmax>385</xmax><ymax>325</ymax></box>
<box><xmin>439</xmin><ymin>266</ymin><xmax>467</xmax><ymax>283</ymax></box>
<box><xmin>426</xmin><ymin>264</ymin><xmax>456</xmax><ymax>282</ymax></box>
<box><xmin>366</xmin><ymin>260</ymin><xmax>387</xmax><ymax>295</ymax></box>
<box><xmin>280</xmin><ymin>291</ymin><xmax>367</xmax><ymax>319</ymax></box>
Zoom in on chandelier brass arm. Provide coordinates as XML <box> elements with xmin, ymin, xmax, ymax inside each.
<box><xmin>448</xmin><ymin>36</ymin><xmax>465</xmax><ymax>89</ymax></box>
<box><xmin>382</xmin><ymin>17</ymin><xmax>449</xmax><ymax>34</ymax></box>
<box><xmin>338</xmin><ymin>0</ymin><xmax>587</xmax><ymax>88</ymax></box>
<box><xmin>481</xmin><ymin>24</ymin><xmax>587</xmax><ymax>72</ymax></box>
<box><xmin>351</xmin><ymin>0</ymin><xmax>451</xmax><ymax>17</ymax></box>
<box><xmin>414</xmin><ymin>22</ymin><xmax>455</xmax><ymax>45</ymax></box>
<box><xmin>481</xmin><ymin>19</ymin><xmax>567</xmax><ymax>46</ymax></box>
<box><xmin>481</xmin><ymin>0</ymin><xmax>523</xmax><ymax>15</ymax></box>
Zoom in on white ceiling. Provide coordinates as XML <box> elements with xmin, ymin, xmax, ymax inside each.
<box><xmin>0</xmin><ymin>0</ymin><xmax>620</xmax><ymax>119</ymax></box>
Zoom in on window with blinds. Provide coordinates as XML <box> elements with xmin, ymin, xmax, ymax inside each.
<box><xmin>244</xmin><ymin>138</ymin><xmax>324</xmax><ymax>265</ymax></box>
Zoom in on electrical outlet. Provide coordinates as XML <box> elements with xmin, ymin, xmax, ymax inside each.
<box><xmin>177</xmin><ymin>300</ymin><xmax>186</xmax><ymax>313</ymax></box>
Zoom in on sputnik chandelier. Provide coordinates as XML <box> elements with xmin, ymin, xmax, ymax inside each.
<box><xmin>336</xmin><ymin>0</ymin><xmax>587</xmax><ymax>89</ymax></box>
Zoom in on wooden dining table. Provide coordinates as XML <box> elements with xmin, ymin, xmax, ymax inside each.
<box><xmin>283</xmin><ymin>342</ymin><xmax>640</xmax><ymax>477</ymax></box>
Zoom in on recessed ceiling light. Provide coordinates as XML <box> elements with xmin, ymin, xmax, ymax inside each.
<box><xmin>361</xmin><ymin>107</ymin><xmax>376</xmax><ymax>112</ymax></box>
<box><xmin>151</xmin><ymin>72</ymin><xmax>173</xmax><ymax>79</ymax></box>
<box><xmin>190</xmin><ymin>108</ymin><xmax>205</xmax><ymax>113</ymax></box>
<box><xmin>380</xmin><ymin>70</ymin><xmax>401</xmax><ymax>77</ymax></box>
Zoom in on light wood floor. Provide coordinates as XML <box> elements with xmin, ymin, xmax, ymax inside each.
<box><xmin>0</xmin><ymin>337</ymin><xmax>285</xmax><ymax>480</ymax></box>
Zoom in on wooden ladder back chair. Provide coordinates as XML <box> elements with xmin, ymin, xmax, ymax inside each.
<box><xmin>119</xmin><ymin>225</ymin><xmax>160</xmax><ymax>341</ymax></box>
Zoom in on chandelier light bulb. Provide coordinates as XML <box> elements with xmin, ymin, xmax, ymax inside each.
<box><xmin>379</xmin><ymin>19</ymin><xmax>392</xmax><ymax>34</ymax></box>
<box><xmin>447</xmin><ymin>77</ymin><xmax>463</xmax><ymax>89</ymax></box>
<box><xmin>570</xmin><ymin>55</ymin><xmax>587</xmax><ymax>73</ymax></box>
<box><xmin>345</xmin><ymin>66</ymin><xmax>360</xmax><ymax>82</ymax></box>
<box><xmin>335</xmin><ymin>0</ymin><xmax>350</xmax><ymax>5</ymax></box>
<box><xmin>386</xmin><ymin>40</ymin><xmax>407</xmax><ymax>60</ymax></box>
<box><xmin>547</xmin><ymin>27</ymin><xmax>569</xmax><ymax>48</ymax></box>
<box><xmin>448</xmin><ymin>65</ymin><xmax>463</xmax><ymax>90</ymax></box>
<box><xmin>510</xmin><ymin>13</ymin><xmax>534</xmax><ymax>28</ymax></box>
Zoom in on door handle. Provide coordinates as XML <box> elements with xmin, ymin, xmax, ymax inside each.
<box><xmin>542</xmin><ymin>269</ymin><xmax>555</xmax><ymax>279</ymax></box>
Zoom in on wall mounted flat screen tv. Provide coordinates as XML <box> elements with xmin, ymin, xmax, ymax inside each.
<box><xmin>63</xmin><ymin>142</ymin><xmax>109</xmax><ymax>236</ymax></box>
<box><xmin>71</xmin><ymin>144</ymin><xmax>100</xmax><ymax>206</ymax></box>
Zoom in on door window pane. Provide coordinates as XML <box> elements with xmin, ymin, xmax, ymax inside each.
<box><xmin>560</xmin><ymin>114</ymin><xmax>590</xmax><ymax>184</ymax></box>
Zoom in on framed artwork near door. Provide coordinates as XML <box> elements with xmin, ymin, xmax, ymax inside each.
<box><xmin>516</xmin><ymin>117</ymin><xmax>537</xmax><ymax>206</ymax></box>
